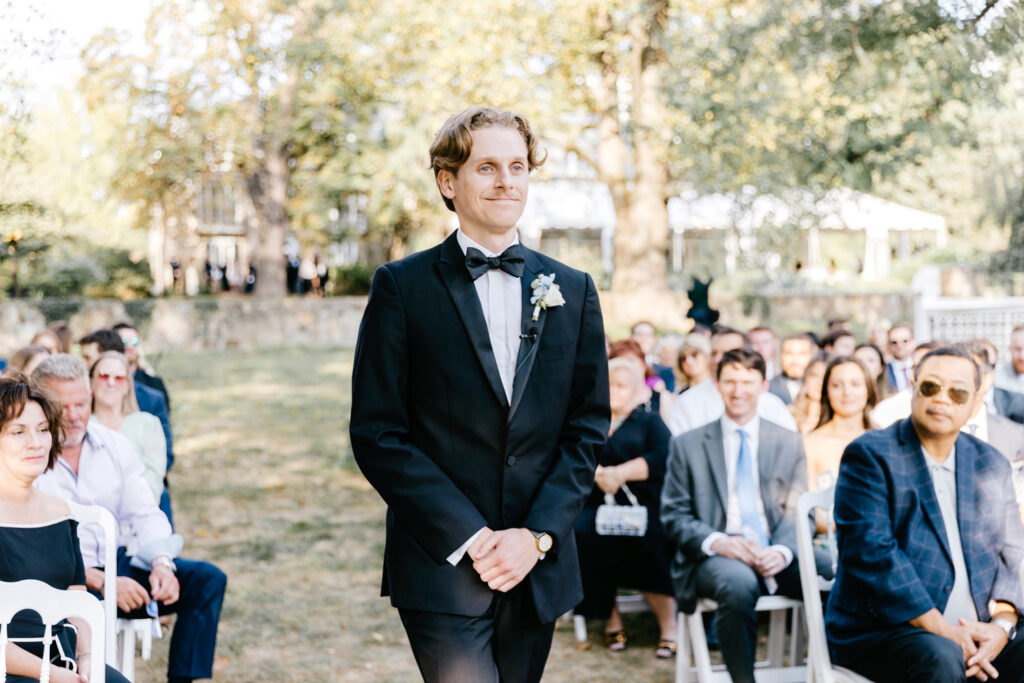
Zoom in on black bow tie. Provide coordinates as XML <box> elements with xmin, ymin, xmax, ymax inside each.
<box><xmin>464</xmin><ymin>244</ymin><xmax>526</xmax><ymax>280</ymax></box>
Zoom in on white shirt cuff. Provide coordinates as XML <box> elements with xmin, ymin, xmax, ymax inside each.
<box><xmin>701</xmin><ymin>532</ymin><xmax>728</xmax><ymax>557</ymax></box>
<box><xmin>446</xmin><ymin>527</ymin><xmax>486</xmax><ymax>566</ymax></box>
<box><xmin>770</xmin><ymin>544</ymin><xmax>793</xmax><ymax>568</ymax></box>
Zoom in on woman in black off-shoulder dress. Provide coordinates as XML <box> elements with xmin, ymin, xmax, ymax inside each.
<box><xmin>0</xmin><ymin>375</ymin><xmax>128</xmax><ymax>683</ymax></box>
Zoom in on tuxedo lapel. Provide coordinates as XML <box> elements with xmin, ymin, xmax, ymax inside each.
<box><xmin>704</xmin><ymin>423</ymin><xmax>729</xmax><ymax>516</ymax></box>
<box><xmin>509</xmin><ymin>250</ymin><xmax>548</xmax><ymax>419</ymax></box>
<box><xmin>436</xmin><ymin>234</ymin><xmax>509</xmax><ymax>409</ymax></box>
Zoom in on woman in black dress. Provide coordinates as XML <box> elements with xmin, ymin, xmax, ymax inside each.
<box><xmin>0</xmin><ymin>376</ymin><xmax>129</xmax><ymax>683</ymax></box>
<box><xmin>574</xmin><ymin>359</ymin><xmax>677</xmax><ymax>657</ymax></box>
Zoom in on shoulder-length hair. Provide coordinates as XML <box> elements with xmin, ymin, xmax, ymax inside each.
<box><xmin>816</xmin><ymin>356</ymin><xmax>877</xmax><ymax>430</ymax></box>
<box><xmin>0</xmin><ymin>375</ymin><xmax>64</xmax><ymax>470</ymax></box>
<box><xmin>89</xmin><ymin>351</ymin><xmax>139</xmax><ymax>415</ymax></box>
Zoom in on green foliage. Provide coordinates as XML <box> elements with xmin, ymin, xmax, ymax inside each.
<box><xmin>328</xmin><ymin>263</ymin><xmax>375</xmax><ymax>296</ymax></box>
<box><xmin>1</xmin><ymin>245</ymin><xmax>152</xmax><ymax>300</ymax></box>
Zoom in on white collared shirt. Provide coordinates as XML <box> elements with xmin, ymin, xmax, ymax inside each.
<box><xmin>447</xmin><ymin>229</ymin><xmax>524</xmax><ymax>567</ymax></box>
<box><xmin>455</xmin><ymin>229</ymin><xmax>523</xmax><ymax>404</ymax></box>
<box><xmin>921</xmin><ymin>445</ymin><xmax>978</xmax><ymax>624</ymax></box>
<box><xmin>890</xmin><ymin>358</ymin><xmax>914</xmax><ymax>392</ymax></box>
<box><xmin>34</xmin><ymin>419</ymin><xmax>180</xmax><ymax>568</ymax></box>
<box><xmin>701</xmin><ymin>415</ymin><xmax>794</xmax><ymax>570</ymax></box>
<box><xmin>666</xmin><ymin>378</ymin><xmax>798</xmax><ymax>436</ymax></box>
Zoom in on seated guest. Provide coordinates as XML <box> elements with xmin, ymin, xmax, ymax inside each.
<box><xmin>973</xmin><ymin>338</ymin><xmax>1024</xmax><ymax>425</ymax></box>
<box><xmin>661</xmin><ymin>348</ymin><xmax>806</xmax><ymax>683</ymax></box>
<box><xmin>113</xmin><ymin>321</ymin><xmax>171</xmax><ymax>413</ymax></box>
<box><xmin>574</xmin><ymin>359</ymin><xmax>676</xmax><ymax>657</ymax></box>
<box><xmin>5</xmin><ymin>345</ymin><xmax>50</xmax><ymax>378</ymax></box>
<box><xmin>80</xmin><ymin>328</ymin><xmax>176</xmax><ymax>527</ymax></box>
<box><xmin>820</xmin><ymin>328</ymin><xmax>856</xmax><ymax>359</ymax></box>
<box><xmin>803</xmin><ymin>356</ymin><xmax>876</xmax><ymax>493</ymax></box>
<box><xmin>32</xmin><ymin>355</ymin><xmax>227</xmax><ymax>683</ymax></box>
<box><xmin>748</xmin><ymin>326</ymin><xmax>779</xmax><ymax>379</ymax></box>
<box><xmin>768</xmin><ymin>333</ymin><xmax>817</xmax><ymax>405</ymax></box>
<box><xmin>789</xmin><ymin>352</ymin><xmax>828</xmax><ymax>434</ymax></box>
<box><xmin>0</xmin><ymin>376</ymin><xmax>130</xmax><ymax>683</ymax></box>
<box><xmin>826</xmin><ymin>347</ymin><xmax>1024</xmax><ymax>682</ymax></box>
<box><xmin>47</xmin><ymin>322</ymin><xmax>74</xmax><ymax>354</ymax></box>
<box><xmin>666</xmin><ymin>328</ymin><xmax>797</xmax><ymax>435</ymax></box>
<box><xmin>631</xmin><ymin>321</ymin><xmax>658</xmax><ymax>365</ymax></box>
<box><xmin>994</xmin><ymin>323</ymin><xmax>1024</xmax><ymax>395</ymax></box>
<box><xmin>90</xmin><ymin>351</ymin><xmax>167</xmax><ymax>504</ymax></box>
<box><xmin>676</xmin><ymin>333</ymin><xmax>712</xmax><ymax>394</ymax></box>
<box><xmin>854</xmin><ymin>342</ymin><xmax>888</xmax><ymax>400</ymax></box>
<box><xmin>652</xmin><ymin>334</ymin><xmax>682</xmax><ymax>393</ymax></box>
<box><xmin>884</xmin><ymin>323</ymin><xmax>916</xmax><ymax>393</ymax></box>
<box><xmin>957</xmin><ymin>341</ymin><xmax>1024</xmax><ymax>463</ymax></box>
<box><xmin>609</xmin><ymin>339</ymin><xmax>664</xmax><ymax>411</ymax></box>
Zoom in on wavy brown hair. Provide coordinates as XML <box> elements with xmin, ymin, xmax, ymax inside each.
<box><xmin>429</xmin><ymin>106</ymin><xmax>546</xmax><ymax>211</ymax></box>
<box><xmin>0</xmin><ymin>374</ymin><xmax>65</xmax><ymax>470</ymax></box>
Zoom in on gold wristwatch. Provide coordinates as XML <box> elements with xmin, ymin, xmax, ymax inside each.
<box><xmin>530</xmin><ymin>530</ymin><xmax>553</xmax><ymax>557</ymax></box>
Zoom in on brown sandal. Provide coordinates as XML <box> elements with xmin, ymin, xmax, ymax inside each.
<box><xmin>604</xmin><ymin>629</ymin><xmax>627</xmax><ymax>651</ymax></box>
<box><xmin>655</xmin><ymin>639</ymin><xmax>677</xmax><ymax>658</ymax></box>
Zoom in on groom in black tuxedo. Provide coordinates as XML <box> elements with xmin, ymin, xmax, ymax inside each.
<box><xmin>349</xmin><ymin>106</ymin><xmax>609</xmax><ymax>682</ymax></box>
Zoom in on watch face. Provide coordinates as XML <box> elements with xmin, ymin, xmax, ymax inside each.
<box><xmin>538</xmin><ymin>534</ymin><xmax>553</xmax><ymax>553</ymax></box>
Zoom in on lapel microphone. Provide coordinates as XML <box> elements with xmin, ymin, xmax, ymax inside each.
<box><xmin>520</xmin><ymin>331</ymin><xmax>538</xmax><ymax>342</ymax></box>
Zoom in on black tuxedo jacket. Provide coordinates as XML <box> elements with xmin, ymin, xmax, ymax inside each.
<box><xmin>349</xmin><ymin>232</ymin><xmax>609</xmax><ymax>623</ymax></box>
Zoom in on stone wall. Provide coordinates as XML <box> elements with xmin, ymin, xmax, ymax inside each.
<box><xmin>1</xmin><ymin>289</ymin><xmax>915</xmax><ymax>356</ymax></box>
<box><xmin>0</xmin><ymin>297</ymin><xmax>369</xmax><ymax>356</ymax></box>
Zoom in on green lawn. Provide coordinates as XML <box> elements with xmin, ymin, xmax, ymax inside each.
<box><xmin>137</xmin><ymin>346</ymin><xmax>679</xmax><ymax>682</ymax></box>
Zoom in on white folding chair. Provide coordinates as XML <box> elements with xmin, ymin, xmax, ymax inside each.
<box><xmin>795</xmin><ymin>487</ymin><xmax>871</xmax><ymax>683</ymax></box>
<box><xmin>66</xmin><ymin>501</ymin><xmax>118</xmax><ymax>669</ymax></box>
<box><xmin>67</xmin><ymin>501</ymin><xmax>160</xmax><ymax>680</ymax></box>
<box><xmin>675</xmin><ymin>594</ymin><xmax>805</xmax><ymax>683</ymax></box>
<box><xmin>0</xmin><ymin>579</ymin><xmax>106</xmax><ymax>683</ymax></box>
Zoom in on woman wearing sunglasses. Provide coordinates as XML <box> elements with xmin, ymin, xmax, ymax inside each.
<box><xmin>89</xmin><ymin>352</ymin><xmax>166</xmax><ymax>505</ymax></box>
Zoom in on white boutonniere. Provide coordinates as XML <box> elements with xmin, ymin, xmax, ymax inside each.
<box><xmin>530</xmin><ymin>273</ymin><xmax>565</xmax><ymax>321</ymax></box>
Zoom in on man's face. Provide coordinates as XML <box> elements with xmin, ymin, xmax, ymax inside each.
<box><xmin>711</xmin><ymin>333</ymin><xmax>745</xmax><ymax>369</ymax></box>
<box><xmin>780</xmin><ymin>338</ymin><xmax>814</xmax><ymax>379</ymax></box>
<box><xmin>1010</xmin><ymin>330</ymin><xmax>1024</xmax><ymax>376</ymax></box>
<box><xmin>910</xmin><ymin>355</ymin><xmax>977</xmax><ymax>440</ymax></box>
<box><xmin>80</xmin><ymin>343</ymin><xmax>100</xmax><ymax>370</ymax></box>
<box><xmin>717</xmin><ymin>362</ymin><xmax>766</xmax><ymax>424</ymax></box>
<box><xmin>888</xmin><ymin>326</ymin><xmax>915</xmax><ymax>362</ymax></box>
<box><xmin>44</xmin><ymin>376</ymin><xmax>92</xmax><ymax>448</ymax></box>
<box><xmin>631</xmin><ymin>323</ymin><xmax>656</xmax><ymax>355</ymax></box>
<box><xmin>119</xmin><ymin>327</ymin><xmax>141</xmax><ymax>369</ymax></box>
<box><xmin>749</xmin><ymin>329</ymin><xmax>777</xmax><ymax>364</ymax></box>
<box><xmin>437</xmin><ymin>126</ymin><xmax>529</xmax><ymax>242</ymax></box>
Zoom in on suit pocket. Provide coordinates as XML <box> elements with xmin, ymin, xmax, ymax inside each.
<box><xmin>538</xmin><ymin>342</ymin><xmax>576</xmax><ymax>363</ymax></box>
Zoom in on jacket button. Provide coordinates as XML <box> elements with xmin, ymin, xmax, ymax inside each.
<box><xmin>507</xmin><ymin>456</ymin><xmax>517</xmax><ymax>466</ymax></box>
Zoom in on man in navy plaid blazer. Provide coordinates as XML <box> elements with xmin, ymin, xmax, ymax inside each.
<box><xmin>827</xmin><ymin>347</ymin><xmax>1024</xmax><ymax>682</ymax></box>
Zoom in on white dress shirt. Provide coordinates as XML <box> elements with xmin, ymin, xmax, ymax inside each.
<box><xmin>921</xmin><ymin>446</ymin><xmax>978</xmax><ymax>624</ymax></box>
<box><xmin>700</xmin><ymin>416</ymin><xmax>794</xmax><ymax>571</ymax></box>
<box><xmin>34</xmin><ymin>419</ymin><xmax>182</xmax><ymax>569</ymax></box>
<box><xmin>666</xmin><ymin>378</ymin><xmax>798</xmax><ymax>436</ymax></box>
<box><xmin>455</xmin><ymin>229</ymin><xmax>522</xmax><ymax>404</ymax></box>
<box><xmin>889</xmin><ymin>358</ymin><xmax>914</xmax><ymax>392</ymax></box>
<box><xmin>446</xmin><ymin>229</ymin><xmax>525</xmax><ymax>567</ymax></box>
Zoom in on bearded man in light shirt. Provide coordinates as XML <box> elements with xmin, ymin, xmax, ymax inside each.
<box><xmin>32</xmin><ymin>354</ymin><xmax>226</xmax><ymax>683</ymax></box>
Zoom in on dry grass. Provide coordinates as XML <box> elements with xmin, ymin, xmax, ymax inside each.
<box><xmin>132</xmin><ymin>346</ymin><xmax>683</xmax><ymax>682</ymax></box>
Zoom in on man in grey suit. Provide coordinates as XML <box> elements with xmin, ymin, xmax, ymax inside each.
<box><xmin>960</xmin><ymin>341</ymin><xmax>1024</xmax><ymax>463</ymax></box>
<box><xmin>661</xmin><ymin>347</ymin><xmax>807</xmax><ymax>683</ymax></box>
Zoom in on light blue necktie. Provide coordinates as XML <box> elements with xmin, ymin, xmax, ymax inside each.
<box><xmin>736</xmin><ymin>429</ymin><xmax>769</xmax><ymax>548</ymax></box>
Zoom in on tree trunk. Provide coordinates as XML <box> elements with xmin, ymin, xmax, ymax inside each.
<box><xmin>600</xmin><ymin>0</ymin><xmax>671</xmax><ymax>293</ymax></box>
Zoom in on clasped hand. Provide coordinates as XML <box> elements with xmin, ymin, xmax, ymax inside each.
<box><xmin>467</xmin><ymin>527</ymin><xmax>539</xmax><ymax>593</ymax></box>
<box><xmin>948</xmin><ymin>618</ymin><xmax>1009</xmax><ymax>681</ymax></box>
<box><xmin>710</xmin><ymin>535</ymin><xmax>786</xmax><ymax>578</ymax></box>
<box><xmin>85</xmin><ymin>565</ymin><xmax>180</xmax><ymax>613</ymax></box>
<box><xmin>593</xmin><ymin>465</ymin><xmax>623</xmax><ymax>496</ymax></box>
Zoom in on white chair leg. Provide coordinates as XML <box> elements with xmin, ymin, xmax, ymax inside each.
<box><xmin>138</xmin><ymin>620</ymin><xmax>154</xmax><ymax>660</ymax></box>
<box><xmin>117</xmin><ymin>621</ymin><xmax>136</xmax><ymax>681</ymax></box>
<box><xmin>687</xmin><ymin>610</ymin><xmax>714</xmax><ymax>683</ymax></box>
<box><xmin>790</xmin><ymin>604</ymin><xmax>805</xmax><ymax>667</ymax></box>
<box><xmin>572</xmin><ymin>614</ymin><xmax>587</xmax><ymax>645</ymax></box>
<box><xmin>767</xmin><ymin>607</ymin><xmax>787</xmax><ymax>667</ymax></box>
<box><xmin>676</xmin><ymin>612</ymin><xmax>691</xmax><ymax>683</ymax></box>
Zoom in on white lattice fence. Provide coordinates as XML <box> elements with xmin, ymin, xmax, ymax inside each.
<box><xmin>916</xmin><ymin>297</ymin><xmax>1024</xmax><ymax>360</ymax></box>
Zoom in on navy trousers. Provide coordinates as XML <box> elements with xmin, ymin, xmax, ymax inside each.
<box><xmin>113</xmin><ymin>548</ymin><xmax>227</xmax><ymax>680</ymax></box>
